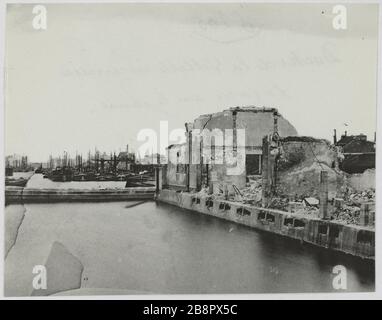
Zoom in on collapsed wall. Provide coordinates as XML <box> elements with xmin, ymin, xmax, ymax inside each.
<box><xmin>348</xmin><ymin>169</ymin><xmax>375</xmax><ymax>191</ymax></box>
<box><xmin>265</xmin><ymin>136</ymin><xmax>375</xmax><ymax>226</ymax></box>
<box><xmin>275</xmin><ymin>137</ymin><xmax>375</xmax><ymax>201</ymax></box>
<box><xmin>275</xmin><ymin>137</ymin><xmax>344</xmax><ymax>199</ymax></box>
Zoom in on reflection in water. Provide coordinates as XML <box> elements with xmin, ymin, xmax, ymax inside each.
<box><xmin>5</xmin><ymin>200</ymin><xmax>374</xmax><ymax>295</ymax></box>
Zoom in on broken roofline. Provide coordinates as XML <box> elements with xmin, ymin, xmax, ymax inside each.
<box><xmin>165</xmin><ymin>105</ymin><xmax>296</xmax><ymax>151</ymax></box>
<box><xmin>279</xmin><ymin>136</ymin><xmax>331</xmax><ymax>144</ymax></box>
<box><xmin>196</xmin><ymin>105</ymin><xmax>280</xmax><ymax>119</ymax></box>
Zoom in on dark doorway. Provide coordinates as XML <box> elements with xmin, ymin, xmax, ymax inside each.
<box><xmin>246</xmin><ymin>154</ymin><xmax>261</xmax><ymax>175</ymax></box>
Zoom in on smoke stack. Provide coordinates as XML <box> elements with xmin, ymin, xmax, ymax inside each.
<box><xmin>126</xmin><ymin>144</ymin><xmax>129</xmax><ymax>154</ymax></box>
<box><xmin>345</xmin><ymin>131</ymin><xmax>347</xmax><ymax>137</ymax></box>
<box><xmin>374</xmin><ymin>132</ymin><xmax>376</xmax><ymax>143</ymax></box>
<box><xmin>333</xmin><ymin>129</ymin><xmax>337</xmax><ymax>144</ymax></box>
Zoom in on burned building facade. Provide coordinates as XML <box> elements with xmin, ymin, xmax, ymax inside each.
<box><xmin>164</xmin><ymin>106</ymin><xmax>298</xmax><ymax>193</ymax></box>
<box><xmin>156</xmin><ymin>107</ymin><xmax>375</xmax><ymax>257</ymax></box>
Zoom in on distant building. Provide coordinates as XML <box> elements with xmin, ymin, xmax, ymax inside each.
<box><xmin>334</xmin><ymin>132</ymin><xmax>375</xmax><ymax>174</ymax></box>
<box><xmin>29</xmin><ymin>162</ymin><xmax>44</xmax><ymax>170</ymax></box>
<box><xmin>117</xmin><ymin>151</ymin><xmax>135</xmax><ymax>170</ymax></box>
<box><xmin>5</xmin><ymin>154</ymin><xmax>29</xmax><ymax>170</ymax></box>
<box><xmin>138</xmin><ymin>153</ymin><xmax>167</xmax><ymax>165</ymax></box>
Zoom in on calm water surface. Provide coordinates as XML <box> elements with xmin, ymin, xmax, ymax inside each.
<box><xmin>5</xmin><ymin>199</ymin><xmax>374</xmax><ymax>294</ymax></box>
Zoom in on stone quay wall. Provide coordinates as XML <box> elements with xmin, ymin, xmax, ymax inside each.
<box><xmin>157</xmin><ymin>189</ymin><xmax>374</xmax><ymax>260</ymax></box>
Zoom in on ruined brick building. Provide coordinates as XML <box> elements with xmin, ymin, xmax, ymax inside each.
<box><xmin>164</xmin><ymin>106</ymin><xmax>297</xmax><ymax>192</ymax></box>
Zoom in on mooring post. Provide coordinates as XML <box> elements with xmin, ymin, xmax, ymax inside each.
<box><xmin>158</xmin><ymin>166</ymin><xmax>163</xmax><ymax>191</ymax></box>
<box><xmin>186</xmin><ymin>130</ymin><xmax>191</xmax><ymax>192</ymax></box>
<box><xmin>155</xmin><ymin>166</ymin><xmax>159</xmax><ymax>194</ymax></box>
<box><xmin>224</xmin><ymin>184</ymin><xmax>229</xmax><ymax>200</ymax></box>
<box><xmin>319</xmin><ymin>170</ymin><xmax>329</xmax><ymax>219</ymax></box>
<box><xmin>196</xmin><ymin>138</ymin><xmax>203</xmax><ymax>192</ymax></box>
<box><xmin>360</xmin><ymin>203</ymin><xmax>370</xmax><ymax>226</ymax></box>
<box><xmin>155</xmin><ymin>166</ymin><xmax>163</xmax><ymax>194</ymax></box>
<box><xmin>261</xmin><ymin>135</ymin><xmax>271</xmax><ymax>207</ymax></box>
<box><xmin>208</xmin><ymin>179</ymin><xmax>213</xmax><ymax>195</ymax></box>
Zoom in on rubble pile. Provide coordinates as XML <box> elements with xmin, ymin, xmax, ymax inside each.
<box><xmin>341</xmin><ymin>187</ymin><xmax>375</xmax><ymax>205</ymax></box>
<box><xmin>265</xmin><ymin>196</ymin><xmax>320</xmax><ymax>215</ymax></box>
<box><xmin>303</xmin><ymin>206</ymin><xmax>320</xmax><ymax>216</ymax></box>
<box><xmin>331</xmin><ymin>206</ymin><xmax>360</xmax><ymax>225</ymax></box>
<box><xmin>267</xmin><ymin>197</ymin><xmax>289</xmax><ymax>211</ymax></box>
<box><xmin>195</xmin><ymin>186</ymin><xmax>227</xmax><ymax>201</ymax></box>
<box><xmin>191</xmin><ymin>172</ymin><xmax>374</xmax><ymax>228</ymax></box>
<box><xmin>330</xmin><ymin>187</ymin><xmax>375</xmax><ymax>225</ymax></box>
<box><xmin>237</xmin><ymin>177</ymin><xmax>262</xmax><ymax>205</ymax></box>
<box><xmin>195</xmin><ymin>187</ymin><xmax>211</xmax><ymax>197</ymax></box>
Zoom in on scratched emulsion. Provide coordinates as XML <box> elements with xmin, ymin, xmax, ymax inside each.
<box><xmin>4</xmin><ymin>204</ymin><xmax>26</xmax><ymax>259</ymax></box>
<box><xmin>5</xmin><ymin>201</ymin><xmax>374</xmax><ymax>295</ymax></box>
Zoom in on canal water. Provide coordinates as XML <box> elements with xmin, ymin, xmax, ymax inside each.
<box><xmin>26</xmin><ymin>172</ymin><xmax>127</xmax><ymax>189</ymax></box>
<box><xmin>5</xmin><ymin>198</ymin><xmax>374</xmax><ymax>295</ymax></box>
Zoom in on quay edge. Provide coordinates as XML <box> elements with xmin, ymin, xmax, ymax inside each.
<box><xmin>156</xmin><ymin>189</ymin><xmax>375</xmax><ymax>260</ymax></box>
<box><xmin>5</xmin><ymin>186</ymin><xmax>155</xmax><ymax>204</ymax></box>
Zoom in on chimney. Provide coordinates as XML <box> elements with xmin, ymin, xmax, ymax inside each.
<box><xmin>344</xmin><ymin>131</ymin><xmax>347</xmax><ymax>137</ymax></box>
<box><xmin>126</xmin><ymin>144</ymin><xmax>129</xmax><ymax>154</ymax></box>
<box><xmin>333</xmin><ymin>129</ymin><xmax>337</xmax><ymax>144</ymax></box>
<box><xmin>374</xmin><ymin>132</ymin><xmax>376</xmax><ymax>143</ymax></box>
<box><xmin>273</xmin><ymin>111</ymin><xmax>279</xmax><ymax>135</ymax></box>
<box><xmin>319</xmin><ymin>171</ymin><xmax>329</xmax><ymax>220</ymax></box>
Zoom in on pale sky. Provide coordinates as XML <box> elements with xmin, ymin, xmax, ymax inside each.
<box><xmin>5</xmin><ymin>3</ymin><xmax>379</xmax><ymax>162</ymax></box>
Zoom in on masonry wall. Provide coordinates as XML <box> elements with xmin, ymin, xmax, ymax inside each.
<box><xmin>188</xmin><ymin>108</ymin><xmax>298</xmax><ymax>192</ymax></box>
<box><xmin>157</xmin><ymin>189</ymin><xmax>374</xmax><ymax>259</ymax></box>
<box><xmin>348</xmin><ymin>169</ymin><xmax>375</xmax><ymax>191</ymax></box>
<box><xmin>236</xmin><ymin>111</ymin><xmax>298</xmax><ymax>146</ymax></box>
<box><xmin>193</xmin><ymin>109</ymin><xmax>298</xmax><ymax>145</ymax></box>
<box><xmin>165</xmin><ymin>108</ymin><xmax>299</xmax><ymax>192</ymax></box>
<box><xmin>276</xmin><ymin>138</ymin><xmax>345</xmax><ymax>199</ymax></box>
<box><xmin>166</xmin><ymin>144</ymin><xmax>188</xmax><ymax>189</ymax></box>
<box><xmin>166</xmin><ymin>162</ymin><xmax>187</xmax><ymax>188</ymax></box>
